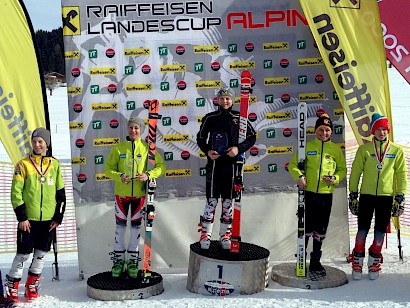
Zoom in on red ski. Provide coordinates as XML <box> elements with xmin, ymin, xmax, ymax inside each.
<box><xmin>230</xmin><ymin>70</ymin><xmax>252</xmax><ymax>253</ymax></box>
<box><xmin>142</xmin><ymin>99</ymin><xmax>161</xmax><ymax>281</ymax></box>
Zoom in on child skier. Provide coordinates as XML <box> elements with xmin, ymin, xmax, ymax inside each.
<box><xmin>105</xmin><ymin>117</ymin><xmax>166</xmax><ymax>278</ymax></box>
<box><xmin>6</xmin><ymin>128</ymin><xmax>66</xmax><ymax>304</ymax></box>
<box><xmin>197</xmin><ymin>87</ymin><xmax>256</xmax><ymax>249</ymax></box>
<box><xmin>288</xmin><ymin>113</ymin><xmax>347</xmax><ymax>275</ymax></box>
<box><xmin>349</xmin><ymin>113</ymin><xmax>407</xmax><ymax>280</ymax></box>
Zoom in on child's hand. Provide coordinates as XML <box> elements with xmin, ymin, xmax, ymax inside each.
<box><xmin>297</xmin><ymin>176</ymin><xmax>306</xmax><ymax>189</ymax></box>
<box><xmin>226</xmin><ymin>146</ymin><xmax>239</xmax><ymax>157</ymax></box>
<box><xmin>208</xmin><ymin>150</ymin><xmax>220</xmax><ymax>160</ymax></box>
<box><xmin>322</xmin><ymin>175</ymin><xmax>335</xmax><ymax>184</ymax></box>
<box><xmin>19</xmin><ymin>220</ymin><xmax>31</xmax><ymax>233</ymax></box>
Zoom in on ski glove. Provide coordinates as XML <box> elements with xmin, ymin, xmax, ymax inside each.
<box><xmin>392</xmin><ymin>194</ymin><xmax>405</xmax><ymax>217</ymax></box>
<box><xmin>348</xmin><ymin>192</ymin><xmax>359</xmax><ymax>216</ymax></box>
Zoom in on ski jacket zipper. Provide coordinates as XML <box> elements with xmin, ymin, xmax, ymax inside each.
<box><xmin>316</xmin><ymin>141</ymin><xmax>325</xmax><ymax>193</ymax></box>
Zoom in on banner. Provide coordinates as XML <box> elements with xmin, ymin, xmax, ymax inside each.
<box><xmin>0</xmin><ymin>0</ymin><xmax>48</xmax><ymax>164</ymax></box>
<box><xmin>299</xmin><ymin>0</ymin><xmax>392</xmax><ymax>144</ymax></box>
<box><xmin>379</xmin><ymin>0</ymin><xmax>410</xmax><ymax>85</ymax></box>
<box><xmin>62</xmin><ymin>0</ymin><xmax>346</xmax><ymax>201</ymax></box>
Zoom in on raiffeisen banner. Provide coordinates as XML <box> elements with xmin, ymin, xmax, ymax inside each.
<box><xmin>378</xmin><ymin>0</ymin><xmax>410</xmax><ymax>85</ymax></box>
<box><xmin>299</xmin><ymin>0</ymin><xmax>392</xmax><ymax>144</ymax></box>
<box><xmin>0</xmin><ymin>0</ymin><xmax>48</xmax><ymax>164</ymax></box>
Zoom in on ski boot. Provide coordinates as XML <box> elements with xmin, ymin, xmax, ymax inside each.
<box><xmin>368</xmin><ymin>249</ymin><xmax>382</xmax><ymax>280</ymax></box>
<box><xmin>24</xmin><ymin>273</ymin><xmax>40</xmax><ymax>301</ymax></box>
<box><xmin>309</xmin><ymin>251</ymin><xmax>326</xmax><ymax>276</ymax></box>
<box><xmin>348</xmin><ymin>250</ymin><xmax>365</xmax><ymax>280</ymax></box>
<box><xmin>126</xmin><ymin>251</ymin><xmax>140</xmax><ymax>278</ymax></box>
<box><xmin>219</xmin><ymin>222</ymin><xmax>232</xmax><ymax>250</ymax></box>
<box><xmin>110</xmin><ymin>251</ymin><xmax>126</xmax><ymax>278</ymax></box>
<box><xmin>198</xmin><ymin>216</ymin><xmax>213</xmax><ymax>250</ymax></box>
<box><xmin>5</xmin><ymin>275</ymin><xmax>20</xmax><ymax>306</ymax></box>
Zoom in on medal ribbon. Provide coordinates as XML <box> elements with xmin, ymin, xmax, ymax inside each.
<box><xmin>29</xmin><ymin>155</ymin><xmax>52</xmax><ymax>182</ymax></box>
<box><xmin>372</xmin><ymin>138</ymin><xmax>390</xmax><ymax>169</ymax></box>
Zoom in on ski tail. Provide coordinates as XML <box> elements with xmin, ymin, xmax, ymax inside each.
<box><xmin>296</xmin><ymin>102</ymin><xmax>307</xmax><ymax>277</ymax></box>
<box><xmin>230</xmin><ymin>70</ymin><xmax>252</xmax><ymax>253</ymax></box>
<box><xmin>142</xmin><ymin>99</ymin><xmax>161</xmax><ymax>279</ymax></box>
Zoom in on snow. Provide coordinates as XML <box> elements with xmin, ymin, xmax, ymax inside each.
<box><xmin>1</xmin><ymin>235</ymin><xmax>410</xmax><ymax>307</ymax></box>
<box><xmin>0</xmin><ymin>68</ymin><xmax>409</xmax><ymax>306</ymax></box>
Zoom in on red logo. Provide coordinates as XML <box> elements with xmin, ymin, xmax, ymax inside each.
<box><xmin>315</xmin><ymin>74</ymin><xmax>324</xmax><ymax>83</ymax></box>
<box><xmin>248</xmin><ymin>113</ymin><xmax>257</xmax><ymax>122</ymax></box>
<box><xmin>176</xmin><ymin>45</ymin><xmax>185</xmax><ymax>55</ymax></box>
<box><xmin>281</xmin><ymin>94</ymin><xmax>291</xmax><ymax>103</ymax></box>
<box><xmin>73</xmin><ymin>103</ymin><xmax>83</xmax><ymax>113</ymax></box>
<box><xmin>106</xmin><ymin>48</ymin><xmax>115</xmax><ymax>58</ymax></box>
<box><xmin>181</xmin><ymin>151</ymin><xmax>190</xmax><ymax>160</ymax></box>
<box><xmin>179</xmin><ymin>116</ymin><xmax>188</xmax><ymax>125</ymax></box>
<box><xmin>76</xmin><ymin>139</ymin><xmax>85</xmax><ymax>148</ymax></box>
<box><xmin>177</xmin><ymin>81</ymin><xmax>187</xmax><ymax>90</ymax></box>
<box><xmin>142</xmin><ymin>65</ymin><xmax>151</xmax><ymax>74</ymax></box>
<box><xmin>251</xmin><ymin>78</ymin><xmax>256</xmax><ymax>87</ymax></box>
<box><xmin>71</xmin><ymin>68</ymin><xmax>80</xmax><ymax>77</ymax></box>
<box><xmin>283</xmin><ymin>128</ymin><xmax>292</xmax><ymax>137</ymax></box>
<box><xmin>250</xmin><ymin>146</ymin><xmax>259</xmax><ymax>156</ymax></box>
<box><xmin>316</xmin><ymin>108</ymin><xmax>326</xmax><ymax>117</ymax></box>
<box><xmin>108</xmin><ymin>84</ymin><xmax>117</xmax><ymax>93</ymax></box>
<box><xmin>110</xmin><ymin>119</ymin><xmax>119</xmax><ymax>128</ymax></box>
<box><xmin>211</xmin><ymin>62</ymin><xmax>221</xmax><ymax>71</ymax></box>
<box><xmin>143</xmin><ymin>100</ymin><xmax>151</xmax><ymax>109</ymax></box>
<box><xmin>285</xmin><ymin>162</ymin><xmax>289</xmax><ymax>172</ymax></box>
<box><xmin>77</xmin><ymin>173</ymin><xmax>87</xmax><ymax>183</ymax></box>
<box><xmin>280</xmin><ymin>59</ymin><xmax>289</xmax><ymax>68</ymax></box>
<box><xmin>245</xmin><ymin>42</ymin><xmax>254</xmax><ymax>52</ymax></box>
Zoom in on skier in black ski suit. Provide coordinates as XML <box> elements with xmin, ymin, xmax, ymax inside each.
<box><xmin>197</xmin><ymin>87</ymin><xmax>256</xmax><ymax>249</ymax></box>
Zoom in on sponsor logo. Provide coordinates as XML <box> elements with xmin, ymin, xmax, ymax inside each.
<box><xmin>268</xmin><ymin>163</ymin><xmax>278</xmax><ymax>173</ymax></box>
<box><xmin>299</xmin><ymin>92</ymin><xmax>325</xmax><ymax>101</ymax></box>
<box><xmin>165</xmin><ymin>169</ymin><xmax>192</xmax><ymax>177</ymax></box>
<box><xmin>124</xmin><ymin>48</ymin><xmax>150</xmax><ymax>56</ymax></box>
<box><xmin>162</xmin><ymin>117</ymin><xmax>171</xmax><ymax>126</ymax></box>
<box><xmin>199</xmin><ymin>151</ymin><xmax>206</xmax><ymax>159</ymax></box>
<box><xmin>77</xmin><ymin>173</ymin><xmax>87</xmax><ymax>183</ymax></box>
<box><xmin>297</xmin><ymin>40</ymin><xmax>307</xmax><ymax>49</ymax></box>
<box><xmin>266</xmin><ymin>111</ymin><xmax>292</xmax><ymax>120</ymax></box>
<box><xmin>106</xmin><ymin>48</ymin><xmax>115</xmax><ymax>58</ymax></box>
<box><xmin>181</xmin><ymin>151</ymin><xmax>190</xmax><ymax>160</ymax></box>
<box><xmin>179</xmin><ymin>116</ymin><xmax>188</xmax><ymax>125</ymax></box>
<box><xmin>126</xmin><ymin>101</ymin><xmax>136</xmax><ymax>110</ymax></box>
<box><xmin>75</xmin><ymin>139</ymin><xmax>84</xmax><ymax>148</ymax></box>
<box><xmin>264</xmin><ymin>60</ymin><xmax>273</xmax><ymax>69</ymax></box>
<box><xmin>244</xmin><ymin>165</ymin><xmax>260</xmax><ymax>173</ymax></box>
<box><xmin>264</xmin><ymin>77</ymin><xmax>290</xmax><ymax>86</ymax></box>
<box><xmin>315</xmin><ymin>108</ymin><xmax>326</xmax><ymax>117</ymax></box>
<box><xmin>62</xmin><ymin>6</ymin><xmax>80</xmax><ymax>36</ymax></box>
<box><xmin>67</xmin><ymin>87</ymin><xmax>82</xmax><ymax>95</ymax></box>
<box><xmin>228</xmin><ymin>44</ymin><xmax>237</xmax><ymax>53</ymax></box>
<box><xmin>194</xmin><ymin>45</ymin><xmax>220</xmax><ymax>53</ymax></box>
<box><xmin>160</xmin><ymin>82</ymin><xmax>170</xmax><ymax>91</ymax></box>
<box><xmin>141</xmin><ymin>65</ymin><xmax>151</xmax><ymax>74</ymax></box>
<box><xmin>177</xmin><ymin>81</ymin><xmax>187</xmax><ymax>90</ymax></box>
<box><xmin>281</xmin><ymin>93</ymin><xmax>291</xmax><ymax>103</ymax></box>
<box><xmin>125</xmin><ymin>66</ymin><xmax>134</xmax><ymax>75</ymax></box>
<box><xmin>160</xmin><ymin>64</ymin><xmax>186</xmax><ymax>73</ymax></box>
<box><xmin>90</xmin><ymin>67</ymin><xmax>116</xmax><ymax>76</ymax></box>
<box><xmin>195</xmin><ymin>80</ymin><xmax>221</xmax><ymax>89</ymax></box>
<box><xmin>285</xmin><ymin>162</ymin><xmax>289</xmax><ymax>172</ymax></box>
<box><xmin>248</xmin><ymin>113</ymin><xmax>257</xmax><ymax>122</ymax></box>
<box><xmin>267</xmin><ymin>146</ymin><xmax>293</xmax><ymax>154</ymax></box>
<box><xmin>88</xmin><ymin>49</ymin><xmax>97</xmax><ymax>58</ymax></box>
<box><xmin>298</xmin><ymin>75</ymin><xmax>308</xmax><ymax>84</ymax></box>
<box><xmin>110</xmin><ymin>119</ymin><xmax>119</xmax><ymax>128</ymax></box>
<box><xmin>91</xmin><ymin>103</ymin><xmax>118</xmax><ymax>111</ymax></box>
<box><xmin>228</xmin><ymin>61</ymin><xmax>255</xmax><ymax>70</ymax></box>
<box><xmin>194</xmin><ymin>62</ymin><xmax>204</xmax><ymax>72</ymax></box>
<box><xmin>298</xmin><ymin>57</ymin><xmax>324</xmax><ymax>66</ymax></box>
<box><xmin>65</xmin><ymin>51</ymin><xmax>80</xmax><ymax>59</ymax></box>
<box><xmin>71</xmin><ymin>68</ymin><xmax>80</xmax><ymax>77</ymax></box>
<box><xmin>162</xmin><ymin>100</ymin><xmax>188</xmax><ymax>108</ymax></box>
<box><xmin>245</xmin><ymin>42</ymin><xmax>254</xmax><ymax>52</ymax></box>
<box><xmin>164</xmin><ymin>152</ymin><xmax>173</xmax><ymax>161</ymax></box>
<box><xmin>265</xmin><ymin>94</ymin><xmax>274</xmax><ymax>103</ymax></box>
<box><xmin>307</xmin><ymin>151</ymin><xmax>318</xmax><ymax>155</ymax></box>
<box><xmin>93</xmin><ymin>138</ymin><xmax>120</xmax><ymax>146</ymax></box>
<box><xmin>307</xmin><ymin>127</ymin><xmax>316</xmax><ymax>135</ymax></box>
<box><xmin>176</xmin><ymin>45</ymin><xmax>185</xmax><ymax>55</ymax></box>
<box><xmin>70</xmin><ymin>122</ymin><xmax>84</xmax><ymax>130</ymax></box>
<box><xmin>90</xmin><ymin>85</ymin><xmax>99</xmax><ymax>94</ymax></box>
<box><xmin>163</xmin><ymin>134</ymin><xmax>190</xmax><ymax>142</ymax></box>
<box><xmin>73</xmin><ymin>103</ymin><xmax>83</xmax><ymax>113</ymax></box>
<box><xmin>71</xmin><ymin>157</ymin><xmax>86</xmax><ymax>165</ymax></box>
<box><xmin>211</xmin><ymin>62</ymin><xmax>221</xmax><ymax>71</ymax></box>
<box><xmin>283</xmin><ymin>128</ymin><xmax>292</xmax><ymax>137</ymax></box>
<box><xmin>125</xmin><ymin>84</ymin><xmax>153</xmax><ymax>92</ymax></box>
<box><xmin>95</xmin><ymin>155</ymin><xmax>104</xmax><ymax>164</ymax></box>
<box><xmin>108</xmin><ymin>84</ymin><xmax>117</xmax><ymax>93</ymax></box>
<box><xmin>266</xmin><ymin>128</ymin><xmax>276</xmax><ymax>138</ymax></box>
<box><xmin>96</xmin><ymin>173</ymin><xmax>111</xmax><ymax>182</ymax></box>
<box><xmin>158</xmin><ymin>46</ymin><xmax>168</xmax><ymax>56</ymax></box>
<box><xmin>334</xmin><ymin>125</ymin><xmax>343</xmax><ymax>134</ymax></box>
<box><xmin>143</xmin><ymin>100</ymin><xmax>151</xmax><ymax>109</ymax></box>
<box><xmin>315</xmin><ymin>74</ymin><xmax>324</xmax><ymax>83</ymax></box>
<box><xmin>196</xmin><ymin>98</ymin><xmax>206</xmax><ymax>107</ymax></box>
<box><xmin>250</xmin><ymin>147</ymin><xmax>259</xmax><ymax>156</ymax></box>
<box><xmin>280</xmin><ymin>59</ymin><xmax>289</xmax><ymax>68</ymax></box>
<box><xmin>334</xmin><ymin>109</ymin><xmax>344</xmax><ymax>117</ymax></box>
<box><xmin>263</xmin><ymin>42</ymin><xmax>289</xmax><ymax>51</ymax></box>
<box><xmin>92</xmin><ymin>120</ymin><xmax>102</xmax><ymax>129</ymax></box>
<box><xmin>385</xmin><ymin>153</ymin><xmax>396</xmax><ymax>158</ymax></box>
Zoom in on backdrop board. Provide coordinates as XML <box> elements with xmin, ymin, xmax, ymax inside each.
<box><xmin>61</xmin><ymin>0</ymin><xmax>348</xmax><ymax>277</ymax></box>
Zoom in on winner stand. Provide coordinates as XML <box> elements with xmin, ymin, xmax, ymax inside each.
<box><xmin>187</xmin><ymin>241</ymin><xmax>270</xmax><ymax>296</ymax></box>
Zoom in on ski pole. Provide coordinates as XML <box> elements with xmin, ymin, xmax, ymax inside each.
<box><xmin>52</xmin><ymin>229</ymin><xmax>60</xmax><ymax>281</ymax></box>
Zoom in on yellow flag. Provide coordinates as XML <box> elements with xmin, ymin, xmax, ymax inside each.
<box><xmin>299</xmin><ymin>0</ymin><xmax>392</xmax><ymax>144</ymax></box>
<box><xmin>0</xmin><ymin>0</ymin><xmax>47</xmax><ymax>164</ymax></box>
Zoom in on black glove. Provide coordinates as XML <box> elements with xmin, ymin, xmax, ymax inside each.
<box><xmin>392</xmin><ymin>194</ymin><xmax>405</xmax><ymax>217</ymax></box>
<box><xmin>348</xmin><ymin>192</ymin><xmax>359</xmax><ymax>216</ymax></box>
<box><xmin>14</xmin><ymin>203</ymin><xmax>28</xmax><ymax>222</ymax></box>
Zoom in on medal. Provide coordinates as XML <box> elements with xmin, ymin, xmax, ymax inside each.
<box><xmin>29</xmin><ymin>155</ymin><xmax>52</xmax><ymax>184</ymax></box>
<box><xmin>373</xmin><ymin>138</ymin><xmax>389</xmax><ymax>172</ymax></box>
<box><xmin>40</xmin><ymin>176</ymin><xmax>45</xmax><ymax>183</ymax></box>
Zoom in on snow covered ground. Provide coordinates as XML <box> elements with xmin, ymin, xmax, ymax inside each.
<box><xmin>1</xmin><ymin>235</ymin><xmax>410</xmax><ymax>307</ymax></box>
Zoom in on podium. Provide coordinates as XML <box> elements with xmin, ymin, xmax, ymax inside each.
<box><xmin>87</xmin><ymin>271</ymin><xmax>163</xmax><ymax>300</ymax></box>
<box><xmin>187</xmin><ymin>241</ymin><xmax>270</xmax><ymax>296</ymax></box>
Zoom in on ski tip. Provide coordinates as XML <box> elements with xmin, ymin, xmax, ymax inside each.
<box><xmin>241</xmin><ymin>70</ymin><xmax>252</xmax><ymax>78</ymax></box>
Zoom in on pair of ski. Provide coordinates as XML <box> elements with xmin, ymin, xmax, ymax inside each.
<box><xmin>140</xmin><ymin>99</ymin><xmax>161</xmax><ymax>282</ymax></box>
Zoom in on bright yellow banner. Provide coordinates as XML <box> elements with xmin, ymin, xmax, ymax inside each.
<box><xmin>0</xmin><ymin>0</ymin><xmax>47</xmax><ymax>164</ymax></box>
<box><xmin>299</xmin><ymin>0</ymin><xmax>392</xmax><ymax>144</ymax></box>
